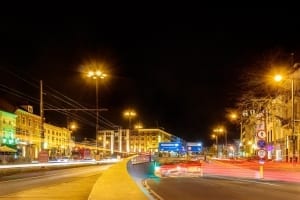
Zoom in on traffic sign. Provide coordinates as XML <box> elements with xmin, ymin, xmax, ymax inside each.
<box><xmin>257</xmin><ymin>130</ymin><xmax>266</xmax><ymax>139</ymax></box>
<box><xmin>257</xmin><ymin>149</ymin><xmax>266</xmax><ymax>158</ymax></box>
<box><xmin>257</xmin><ymin>140</ymin><xmax>266</xmax><ymax>148</ymax></box>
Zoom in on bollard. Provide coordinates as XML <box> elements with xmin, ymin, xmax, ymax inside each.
<box><xmin>259</xmin><ymin>165</ymin><xmax>264</xmax><ymax>179</ymax></box>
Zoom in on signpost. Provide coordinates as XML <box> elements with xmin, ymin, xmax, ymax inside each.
<box><xmin>256</xmin><ymin>130</ymin><xmax>266</xmax><ymax>179</ymax></box>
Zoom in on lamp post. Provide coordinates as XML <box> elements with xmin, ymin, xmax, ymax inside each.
<box><xmin>214</xmin><ymin>127</ymin><xmax>227</xmax><ymax>157</ymax></box>
<box><xmin>274</xmin><ymin>62</ymin><xmax>299</xmax><ymax>164</ymax></box>
<box><xmin>69</xmin><ymin>121</ymin><xmax>77</xmax><ymax>156</ymax></box>
<box><xmin>239</xmin><ymin>121</ymin><xmax>243</xmax><ymax>157</ymax></box>
<box><xmin>212</xmin><ymin>134</ymin><xmax>218</xmax><ymax>157</ymax></box>
<box><xmin>87</xmin><ymin>70</ymin><xmax>107</xmax><ymax>155</ymax></box>
<box><xmin>291</xmin><ymin>74</ymin><xmax>296</xmax><ymax>164</ymax></box>
<box><xmin>229</xmin><ymin>112</ymin><xmax>243</xmax><ymax>157</ymax></box>
<box><xmin>123</xmin><ymin>109</ymin><xmax>137</xmax><ymax>130</ymax></box>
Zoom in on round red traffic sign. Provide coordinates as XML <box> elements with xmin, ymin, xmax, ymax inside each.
<box><xmin>257</xmin><ymin>149</ymin><xmax>266</xmax><ymax>158</ymax></box>
<box><xmin>257</xmin><ymin>130</ymin><xmax>266</xmax><ymax>139</ymax></box>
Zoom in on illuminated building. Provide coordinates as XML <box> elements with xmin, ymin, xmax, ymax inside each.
<box><xmin>98</xmin><ymin>128</ymin><xmax>174</xmax><ymax>156</ymax></box>
<box><xmin>14</xmin><ymin>105</ymin><xmax>72</xmax><ymax>160</ymax></box>
<box><xmin>0</xmin><ymin>110</ymin><xmax>17</xmax><ymax>147</ymax></box>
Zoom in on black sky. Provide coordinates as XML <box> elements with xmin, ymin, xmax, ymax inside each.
<box><xmin>1</xmin><ymin>8</ymin><xmax>300</xmax><ymax>145</ymax></box>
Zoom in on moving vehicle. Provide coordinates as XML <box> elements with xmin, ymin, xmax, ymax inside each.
<box><xmin>154</xmin><ymin>159</ymin><xmax>202</xmax><ymax>177</ymax></box>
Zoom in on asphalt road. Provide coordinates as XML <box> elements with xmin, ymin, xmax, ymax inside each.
<box><xmin>146</xmin><ymin>176</ymin><xmax>300</xmax><ymax>200</ymax></box>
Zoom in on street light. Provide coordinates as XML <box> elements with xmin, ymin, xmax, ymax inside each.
<box><xmin>211</xmin><ymin>134</ymin><xmax>218</xmax><ymax>157</ymax></box>
<box><xmin>213</xmin><ymin>127</ymin><xmax>227</xmax><ymax>157</ymax></box>
<box><xmin>87</xmin><ymin>70</ymin><xmax>107</xmax><ymax>155</ymax></box>
<box><xmin>229</xmin><ymin>112</ymin><xmax>243</xmax><ymax>157</ymax></box>
<box><xmin>273</xmin><ymin>54</ymin><xmax>300</xmax><ymax>164</ymax></box>
<box><xmin>274</xmin><ymin>65</ymin><xmax>299</xmax><ymax>164</ymax></box>
<box><xmin>123</xmin><ymin>109</ymin><xmax>137</xmax><ymax>129</ymax></box>
<box><xmin>69</xmin><ymin>122</ymin><xmax>77</xmax><ymax>132</ymax></box>
<box><xmin>214</xmin><ymin>127</ymin><xmax>227</xmax><ymax>146</ymax></box>
<box><xmin>134</xmin><ymin>122</ymin><xmax>143</xmax><ymax>129</ymax></box>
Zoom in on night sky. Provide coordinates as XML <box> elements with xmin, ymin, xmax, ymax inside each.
<box><xmin>1</xmin><ymin>8</ymin><xmax>300</xmax><ymax>146</ymax></box>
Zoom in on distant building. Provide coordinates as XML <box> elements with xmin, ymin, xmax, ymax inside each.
<box><xmin>15</xmin><ymin>106</ymin><xmax>41</xmax><ymax>159</ymax></box>
<box><xmin>0</xmin><ymin>104</ymin><xmax>74</xmax><ymax>161</ymax></box>
<box><xmin>0</xmin><ymin>109</ymin><xmax>17</xmax><ymax>147</ymax></box>
<box><xmin>98</xmin><ymin>128</ymin><xmax>175</xmax><ymax>156</ymax></box>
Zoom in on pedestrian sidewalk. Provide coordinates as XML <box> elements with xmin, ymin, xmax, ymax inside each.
<box><xmin>88</xmin><ymin>157</ymin><xmax>149</xmax><ymax>200</ymax></box>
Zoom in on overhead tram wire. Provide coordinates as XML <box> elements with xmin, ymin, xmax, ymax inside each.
<box><xmin>0</xmin><ymin>83</ymin><xmax>97</xmax><ymax>127</ymax></box>
<box><xmin>44</xmin><ymin>85</ymin><xmax>118</xmax><ymax>129</ymax></box>
<box><xmin>1</xmin><ymin>67</ymin><xmax>119</xmax><ymax>130</ymax></box>
<box><xmin>0</xmin><ymin>84</ymin><xmax>39</xmax><ymax>104</ymax></box>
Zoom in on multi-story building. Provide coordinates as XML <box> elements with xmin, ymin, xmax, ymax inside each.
<box><xmin>0</xmin><ymin>105</ymin><xmax>73</xmax><ymax>161</ymax></box>
<box><xmin>98</xmin><ymin>128</ymin><xmax>174</xmax><ymax>156</ymax></box>
<box><xmin>15</xmin><ymin>106</ymin><xmax>42</xmax><ymax>160</ymax></box>
<box><xmin>1</xmin><ymin>102</ymin><xmax>178</xmax><ymax>161</ymax></box>
<box><xmin>44</xmin><ymin>123</ymin><xmax>74</xmax><ymax>159</ymax></box>
<box><xmin>0</xmin><ymin>109</ymin><xmax>17</xmax><ymax>147</ymax></box>
<box><xmin>129</xmin><ymin>128</ymin><xmax>173</xmax><ymax>153</ymax></box>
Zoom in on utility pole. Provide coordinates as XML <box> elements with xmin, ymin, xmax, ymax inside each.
<box><xmin>40</xmin><ymin>80</ymin><xmax>44</xmax><ymax>150</ymax></box>
<box><xmin>291</xmin><ymin>53</ymin><xmax>297</xmax><ymax>165</ymax></box>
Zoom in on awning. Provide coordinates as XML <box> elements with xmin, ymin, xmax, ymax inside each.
<box><xmin>0</xmin><ymin>145</ymin><xmax>17</xmax><ymax>153</ymax></box>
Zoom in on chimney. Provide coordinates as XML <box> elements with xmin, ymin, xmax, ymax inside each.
<box><xmin>20</xmin><ymin>105</ymin><xmax>33</xmax><ymax>113</ymax></box>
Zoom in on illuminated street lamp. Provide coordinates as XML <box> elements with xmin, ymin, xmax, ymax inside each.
<box><xmin>123</xmin><ymin>109</ymin><xmax>137</xmax><ymax>129</ymax></box>
<box><xmin>213</xmin><ymin>127</ymin><xmax>227</xmax><ymax>157</ymax></box>
<box><xmin>69</xmin><ymin>122</ymin><xmax>77</xmax><ymax>131</ymax></box>
<box><xmin>134</xmin><ymin>122</ymin><xmax>143</xmax><ymax>129</ymax></box>
<box><xmin>274</xmin><ymin>64</ymin><xmax>299</xmax><ymax>164</ymax></box>
<box><xmin>87</xmin><ymin>70</ymin><xmax>107</xmax><ymax>154</ymax></box>
<box><xmin>211</xmin><ymin>134</ymin><xmax>218</xmax><ymax>157</ymax></box>
<box><xmin>213</xmin><ymin>127</ymin><xmax>227</xmax><ymax>147</ymax></box>
<box><xmin>229</xmin><ymin>112</ymin><xmax>243</xmax><ymax>157</ymax></box>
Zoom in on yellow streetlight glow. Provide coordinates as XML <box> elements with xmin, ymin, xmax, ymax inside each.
<box><xmin>87</xmin><ymin>70</ymin><xmax>107</xmax><ymax>79</ymax></box>
<box><xmin>123</xmin><ymin>109</ymin><xmax>137</xmax><ymax>129</ymax></box>
<box><xmin>70</xmin><ymin>122</ymin><xmax>77</xmax><ymax>131</ymax></box>
<box><xmin>274</xmin><ymin>74</ymin><xmax>283</xmax><ymax>82</ymax></box>
<box><xmin>213</xmin><ymin>128</ymin><xmax>224</xmax><ymax>133</ymax></box>
<box><xmin>134</xmin><ymin>122</ymin><xmax>143</xmax><ymax>129</ymax></box>
<box><xmin>230</xmin><ymin>113</ymin><xmax>237</xmax><ymax>120</ymax></box>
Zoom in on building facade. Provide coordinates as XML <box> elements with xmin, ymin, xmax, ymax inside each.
<box><xmin>98</xmin><ymin>128</ymin><xmax>174</xmax><ymax>156</ymax></box>
<box><xmin>0</xmin><ymin>110</ymin><xmax>17</xmax><ymax>147</ymax></box>
<box><xmin>0</xmin><ymin>105</ymin><xmax>73</xmax><ymax>161</ymax></box>
<box><xmin>240</xmin><ymin>68</ymin><xmax>300</xmax><ymax>162</ymax></box>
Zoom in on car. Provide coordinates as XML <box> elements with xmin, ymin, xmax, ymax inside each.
<box><xmin>59</xmin><ymin>156</ymin><xmax>70</xmax><ymax>162</ymax></box>
<box><xmin>98</xmin><ymin>156</ymin><xmax>120</xmax><ymax>163</ymax></box>
<box><xmin>154</xmin><ymin>160</ymin><xmax>202</xmax><ymax>177</ymax></box>
<box><xmin>48</xmin><ymin>156</ymin><xmax>70</xmax><ymax>163</ymax></box>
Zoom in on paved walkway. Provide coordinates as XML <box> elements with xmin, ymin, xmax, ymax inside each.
<box><xmin>88</xmin><ymin>157</ymin><xmax>148</xmax><ymax>200</ymax></box>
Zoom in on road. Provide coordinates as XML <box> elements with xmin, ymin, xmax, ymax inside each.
<box><xmin>145</xmin><ymin>176</ymin><xmax>300</xmax><ymax>200</ymax></box>
<box><xmin>0</xmin><ymin>164</ymin><xmax>112</xmax><ymax>199</ymax></box>
<box><xmin>1</xmin><ymin>159</ymin><xmax>300</xmax><ymax>200</ymax></box>
<box><xmin>139</xmin><ymin>159</ymin><xmax>300</xmax><ymax>200</ymax></box>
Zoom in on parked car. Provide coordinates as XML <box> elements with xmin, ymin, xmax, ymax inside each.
<box><xmin>48</xmin><ymin>156</ymin><xmax>70</xmax><ymax>163</ymax></box>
